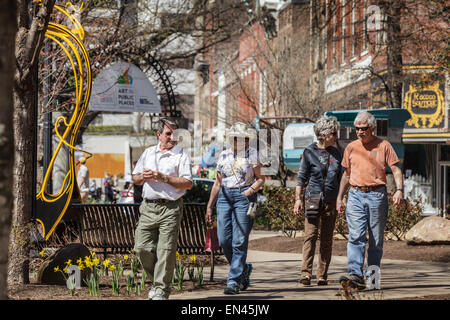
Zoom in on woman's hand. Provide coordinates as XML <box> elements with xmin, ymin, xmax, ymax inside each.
<box><xmin>206</xmin><ymin>207</ymin><xmax>213</xmax><ymax>224</ymax></box>
<box><xmin>242</xmin><ymin>188</ymin><xmax>254</xmax><ymax>198</ymax></box>
<box><xmin>294</xmin><ymin>199</ymin><xmax>303</xmax><ymax>215</ymax></box>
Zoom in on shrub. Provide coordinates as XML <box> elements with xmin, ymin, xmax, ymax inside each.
<box><xmin>334</xmin><ymin>191</ymin><xmax>423</xmax><ymax>240</ymax></box>
<box><xmin>258</xmin><ymin>185</ymin><xmax>303</xmax><ymax>237</ymax></box>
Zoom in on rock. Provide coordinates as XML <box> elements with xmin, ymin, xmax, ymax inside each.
<box><xmin>405</xmin><ymin>216</ymin><xmax>450</xmax><ymax>245</ymax></box>
<box><xmin>37</xmin><ymin>243</ymin><xmax>91</xmax><ymax>286</ymax></box>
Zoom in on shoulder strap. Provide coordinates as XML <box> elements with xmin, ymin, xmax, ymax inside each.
<box><xmin>321</xmin><ymin>154</ymin><xmax>331</xmax><ymax>193</ymax></box>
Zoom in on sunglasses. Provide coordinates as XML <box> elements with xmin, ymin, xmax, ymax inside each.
<box><xmin>355</xmin><ymin>126</ymin><xmax>370</xmax><ymax>132</ymax></box>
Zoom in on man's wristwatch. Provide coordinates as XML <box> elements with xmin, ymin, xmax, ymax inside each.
<box><xmin>163</xmin><ymin>174</ymin><xmax>169</xmax><ymax>183</ymax></box>
<box><xmin>396</xmin><ymin>188</ymin><xmax>403</xmax><ymax>193</ymax></box>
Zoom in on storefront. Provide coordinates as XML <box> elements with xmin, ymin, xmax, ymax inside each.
<box><xmin>402</xmin><ymin>71</ymin><xmax>449</xmax><ymax>217</ymax></box>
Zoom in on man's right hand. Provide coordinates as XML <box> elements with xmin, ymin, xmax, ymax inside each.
<box><xmin>294</xmin><ymin>199</ymin><xmax>303</xmax><ymax>215</ymax></box>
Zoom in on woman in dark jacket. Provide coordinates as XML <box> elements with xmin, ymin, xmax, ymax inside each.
<box><xmin>294</xmin><ymin>115</ymin><xmax>342</xmax><ymax>286</ymax></box>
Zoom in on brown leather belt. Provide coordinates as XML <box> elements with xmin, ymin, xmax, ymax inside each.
<box><xmin>351</xmin><ymin>185</ymin><xmax>385</xmax><ymax>192</ymax></box>
<box><xmin>145</xmin><ymin>198</ymin><xmax>173</xmax><ymax>204</ymax></box>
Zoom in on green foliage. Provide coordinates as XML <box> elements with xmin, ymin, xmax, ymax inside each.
<box><xmin>334</xmin><ymin>191</ymin><xmax>423</xmax><ymax>240</ymax></box>
<box><xmin>258</xmin><ymin>185</ymin><xmax>303</xmax><ymax>237</ymax></box>
<box><xmin>258</xmin><ymin>186</ymin><xmax>423</xmax><ymax>241</ymax></box>
<box><xmin>385</xmin><ymin>191</ymin><xmax>423</xmax><ymax>240</ymax></box>
<box><xmin>183</xmin><ymin>182</ymin><xmax>211</xmax><ymax>203</ymax></box>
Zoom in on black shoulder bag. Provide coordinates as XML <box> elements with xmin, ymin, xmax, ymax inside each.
<box><xmin>304</xmin><ymin>154</ymin><xmax>330</xmax><ymax>219</ymax></box>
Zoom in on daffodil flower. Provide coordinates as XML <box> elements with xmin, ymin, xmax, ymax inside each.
<box><xmin>54</xmin><ymin>266</ymin><xmax>60</xmax><ymax>272</ymax></box>
<box><xmin>77</xmin><ymin>258</ymin><xmax>82</xmax><ymax>265</ymax></box>
<box><xmin>123</xmin><ymin>255</ymin><xmax>129</xmax><ymax>261</ymax></box>
<box><xmin>66</xmin><ymin>259</ymin><xmax>72</xmax><ymax>266</ymax></box>
<box><xmin>109</xmin><ymin>265</ymin><xmax>116</xmax><ymax>271</ymax></box>
<box><xmin>176</xmin><ymin>251</ymin><xmax>180</xmax><ymax>260</ymax></box>
<box><xmin>39</xmin><ymin>250</ymin><xmax>45</xmax><ymax>257</ymax></box>
<box><xmin>103</xmin><ymin>259</ymin><xmax>110</xmax><ymax>268</ymax></box>
<box><xmin>190</xmin><ymin>255</ymin><xmax>196</xmax><ymax>263</ymax></box>
<box><xmin>78</xmin><ymin>264</ymin><xmax>85</xmax><ymax>271</ymax></box>
<box><xmin>93</xmin><ymin>258</ymin><xmax>100</xmax><ymax>266</ymax></box>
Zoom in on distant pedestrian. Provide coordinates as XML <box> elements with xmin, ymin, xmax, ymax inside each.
<box><xmin>132</xmin><ymin>118</ymin><xmax>193</xmax><ymax>300</ymax></box>
<box><xmin>206</xmin><ymin>122</ymin><xmax>265</xmax><ymax>295</ymax></box>
<box><xmin>104</xmin><ymin>173</ymin><xmax>114</xmax><ymax>203</ymax></box>
<box><xmin>294</xmin><ymin>115</ymin><xmax>342</xmax><ymax>286</ymax></box>
<box><xmin>77</xmin><ymin>157</ymin><xmax>90</xmax><ymax>203</ymax></box>
<box><xmin>128</xmin><ymin>161</ymin><xmax>143</xmax><ymax>204</ymax></box>
<box><xmin>336</xmin><ymin>111</ymin><xmax>404</xmax><ymax>290</ymax></box>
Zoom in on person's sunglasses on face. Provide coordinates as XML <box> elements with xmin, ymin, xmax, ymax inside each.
<box><xmin>355</xmin><ymin>126</ymin><xmax>370</xmax><ymax>132</ymax></box>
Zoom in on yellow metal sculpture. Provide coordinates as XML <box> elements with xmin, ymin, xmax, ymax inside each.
<box><xmin>35</xmin><ymin>2</ymin><xmax>92</xmax><ymax>240</ymax></box>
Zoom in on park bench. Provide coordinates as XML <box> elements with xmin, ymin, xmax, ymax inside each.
<box><xmin>69</xmin><ymin>202</ymin><xmax>222</xmax><ymax>281</ymax></box>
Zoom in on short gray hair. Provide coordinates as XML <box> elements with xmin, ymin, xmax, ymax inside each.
<box><xmin>354</xmin><ymin>111</ymin><xmax>376</xmax><ymax>128</ymax></box>
<box><xmin>156</xmin><ymin>118</ymin><xmax>178</xmax><ymax>133</ymax></box>
<box><xmin>314</xmin><ymin>115</ymin><xmax>339</xmax><ymax>141</ymax></box>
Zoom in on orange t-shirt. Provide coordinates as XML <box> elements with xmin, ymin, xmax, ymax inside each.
<box><xmin>342</xmin><ymin>136</ymin><xmax>399</xmax><ymax>187</ymax></box>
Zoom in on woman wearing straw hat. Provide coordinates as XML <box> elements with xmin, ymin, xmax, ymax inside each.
<box><xmin>206</xmin><ymin>122</ymin><xmax>265</xmax><ymax>295</ymax></box>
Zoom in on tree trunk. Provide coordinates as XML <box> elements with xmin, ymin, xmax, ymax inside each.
<box><xmin>383</xmin><ymin>0</ymin><xmax>404</xmax><ymax>109</ymax></box>
<box><xmin>9</xmin><ymin>0</ymin><xmax>55</xmax><ymax>285</ymax></box>
<box><xmin>0</xmin><ymin>0</ymin><xmax>17</xmax><ymax>300</ymax></box>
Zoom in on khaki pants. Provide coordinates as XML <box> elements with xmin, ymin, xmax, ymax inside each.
<box><xmin>301</xmin><ymin>201</ymin><xmax>337</xmax><ymax>280</ymax></box>
<box><xmin>80</xmin><ymin>192</ymin><xmax>88</xmax><ymax>203</ymax></box>
<box><xmin>134</xmin><ymin>199</ymin><xmax>183</xmax><ymax>298</ymax></box>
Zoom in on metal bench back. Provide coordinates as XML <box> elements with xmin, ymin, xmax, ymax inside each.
<box><xmin>71</xmin><ymin>203</ymin><xmax>222</xmax><ymax>255</ymax></box>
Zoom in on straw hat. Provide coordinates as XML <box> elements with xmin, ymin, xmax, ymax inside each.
<box><xmin>226</xmin><ymin>122</ymin><xmax>256</xmax><ymax>140</ymax></box>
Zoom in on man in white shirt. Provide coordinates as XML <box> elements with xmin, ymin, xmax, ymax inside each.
<box><xmin>77</xmin><ymin>157</ymin><xmax>90</xmax><ymax>203</ymax></box>
<box><xmin>132</xmin><ymin>118</ymin><xmax>192</xmax><ymax>300</ymax></box>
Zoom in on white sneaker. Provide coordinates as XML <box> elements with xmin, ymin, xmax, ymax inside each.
<box><xmin>148</xmin><ymin>287</ymin><xmax>156</xmax><ymax>300</ymax></box>
<box><xmin>152</xmin><ymin>294</ymin><xmax>167</xmax><ymax>300</ymax></box>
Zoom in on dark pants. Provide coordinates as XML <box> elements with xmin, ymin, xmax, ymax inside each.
<box><xmin>301</xmin><ymin>201</ymin><xmax>337</xmax><ymax>280</ymax></box>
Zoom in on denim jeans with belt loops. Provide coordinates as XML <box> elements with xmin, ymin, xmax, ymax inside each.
<box><xmin>216</xmin><ymin>185</ymin><xmax>256</xmax><ymax>287</ymax></box>
<box><xmin>345</xmin><ymin>186</ymin><xmax>388</xmax><ymax>278</ymax></box>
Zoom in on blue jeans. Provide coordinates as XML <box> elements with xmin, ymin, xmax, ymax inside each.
<box><xmin>345</xmin><ymin>186</ymin><xmax>388</xmax><ymax>278</ymax></box>
<box><xmin>216</xmin><ymin>186</ymin><xmax>256</xmax><ymax>287</ymax></box>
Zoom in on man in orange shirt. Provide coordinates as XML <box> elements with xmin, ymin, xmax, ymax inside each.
<box><xmin>336</xmin><ymin>111</ymin><xmax>403</xmax><ymax>290</ymax></box>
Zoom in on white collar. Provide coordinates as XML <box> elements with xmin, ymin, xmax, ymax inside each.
<box><xmin>155</xmin><ymin>142</ymin><xmax>180</xmax><ymax>155</ymax></box>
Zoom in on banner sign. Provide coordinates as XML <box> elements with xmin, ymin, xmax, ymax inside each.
<box><xmin>89</xmin><ymin>62</ymin><xmax>161</xmax><ymax>113</ymax></box>
<box><xmin>403</xmin><ymin>81</ymin><xmax>445</xmax><ymax>129</ymax></box>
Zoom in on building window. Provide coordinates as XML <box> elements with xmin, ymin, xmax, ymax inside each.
<box><xmin>341</xmin><ymin>0</ymin><xmax>346</xmax><ymax>64</ymax></box>
<box><xmin>332</xmin><ymin>1</ymin><xmax>337</xmax><ymax>67</ymax></box>
<box><xmin>362</xmin><ymin>0</ymin><xmax>368</xmax><ymax>52</ymax></box>
<box><xmin>351</xmin><ymin>0</ymin><xmax>357</xmax><ymax>57</ymax></box>
<box><xmin>376</xmin><ymin>119</ymin><xmax>388</xmax><ymax>137</ymax></box>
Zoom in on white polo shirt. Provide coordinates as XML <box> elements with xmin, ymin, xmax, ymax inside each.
<box><xmin>133</xmin><ymin>143</ymin><xmax>192</xmax><ymax>201</ymax></box>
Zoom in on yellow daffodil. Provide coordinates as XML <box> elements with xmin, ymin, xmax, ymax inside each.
<box><xmin>65</xmin><ymin>259</ymin><xmax>72</xmax><ymax>266</ymax></box>
<box><xmin>123</xmin><ymin>255</ymin><xmax>129</xmax><ymax>261</ymax></box>
<box><xmin>181</xmin><ymin>253</ymin><xmax>187</xmax><ymax>259</ymax></box>
<box><xmin>103</xmin><ymin>259</ymin><xmax>110</xmax><ymax>268</ymax></box>
<box><xmin>84</xmin><ymin>256</ymin><xmax>91</xmax><ymax>264</ymax></box>
<box><xmin>78</xmin><ymin>264</ymin><xmax>85</xmax><ymax>271</ymax></box>
<box><xmin>90</xmin><ymin>251</ymin><xmax>96</xmax><ymax>257</ymax></box>
<box><xmin>109</xmin><ymin>265</ymin><xmax>116</xmax><ymax>271</ymax></box>
<box><xmin>176</xmin><ymin>251</ymin><xmax>180</xmax><ymax>260</ymax></box>
<box><xmin>190</xmin><ymin>255</ymin><xmax>196</xmax><ymax>263</ymax></box>
<box><xmin>63</xmin><ymin>266</ymin><xmax>68</xmax><ymax>273</ymax></box>
<box><xmin>77</xmin><ymin>258</ymin><xmax>82</xmax><ymax>265</ymax></box>
<box><xmin>93</xmin><ymin>257</ymin><xmax>100</xmax><ymax>266</ymax></box>
<box><xmin>54</xmin><ymin>266</ymin><xmax>60</xmax><ymax>272</ymax></box>
<box><xmin>39</xmin><ymin>250</ymin><xmax>45</xmax><ymax>257</ymax></box>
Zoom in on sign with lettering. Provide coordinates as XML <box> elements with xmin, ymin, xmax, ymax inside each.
<box><xmin>89</xmin><ymin>62</ymin><xmax>161</xmax><ymax>113</ymax></box>
<box><xmin>403</xmin><ymin>81</ymin><xmax>445</xmax><ymax>129</ymax></box>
